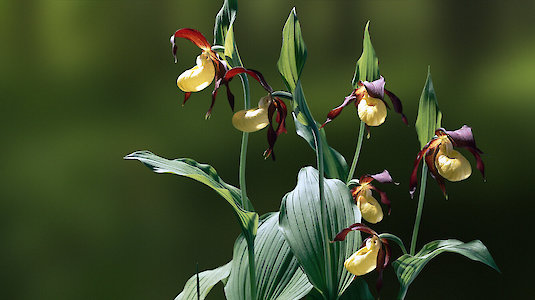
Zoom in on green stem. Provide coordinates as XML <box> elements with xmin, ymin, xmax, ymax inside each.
<box><xmin>238</xmin><ymin>73</ymin><xmax>257</xmax><ymax>300</ymax></box>
<box><xmin>346</xmin><ymin>121</ymin><xmax>366</xmax><ymax>183</ymax></box>
<box><xmin>238</xmin><ymin>74</ymin><xmax>254</xmax><ymax>212</ymax></box>
<box><xmin>410</xmin><ymin>164</ymin><xmax>428</xmax><ymax>255</ymax></box>
<box><xmin>312</xmin><ymin>126</ymin><xmax>333</xmax><ymax>300</ymax></box>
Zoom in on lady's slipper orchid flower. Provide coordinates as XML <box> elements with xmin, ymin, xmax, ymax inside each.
<box><xmin>321</xmin><ymin>76</ymin><xmax>407</xmax><ymax>128</ymax></box>
<box><xmin>350</xmin><ymin>170</ymin><xmax>398</xmax><ymax>224</ymax></box>
<box><xmin>409</xmin><ymin>125</ymin><xmax>485</xmax><ymax>199</ymax></box>
<box><xmin>223</xmin><ymin>68</ymin><xmax>288</xmax><ymax>160</ymax></box>
<box><xmin>333</xmin><ymin>223</ymin><xmax>391</xmax><ymax>292</ymax></box>
<box><xmin>170</xmin><ymin>28</ymin><xmax>234</xmax><ymax>118</ymax></box>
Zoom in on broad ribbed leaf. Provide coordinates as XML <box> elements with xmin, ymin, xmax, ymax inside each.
<box><xmin>392</xmin><ymin>239</ymin><xmax>500</xmax><ymax>299</ymax></box>
<box><xmin>175</xmin><ymin>262</ymin><xmax>231</xmax><ymax>300</ymax></box>
<box><xmin>225</xmin><ymin>213</ymin><xmax>313</xmax><ymax>300</ymax></box>
<box><xmin>278</xmin><ymin>9</ymin><xmax>348</xmax><ymax>180</ymax></box>
<box><xmin>352</xmin><ymin>21</ymin><xmax>380</xmax><ymax>87</ymax></box>
<box><xmin>279</xmin><ymin>167</ymin><xmax>362</xmax><ymax>298</ymax></box>
<box><xmin>415</xmin><ymin>68</ymin><xmax>442</xmax><ymax>148</ymax></box>
<box><xmin>214</xmin><ymin>0</ymin><xmax>238</xmax><ymax>46</ymax></box>
<box><xmin>124</xmin><ymin>151</ymin><xmax>258</xmax><ymax>239</ymax></box>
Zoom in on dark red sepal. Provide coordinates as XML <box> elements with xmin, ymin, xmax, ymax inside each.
<box><xmin>384</xmin><ymin>88</ymin><xmax>408</xmax><ymax>125</ymax></box>
<box><xmin>170</xmin><ymin>28</ymin><xmax>212</xmax><ymax>63</ymax></box>
<box><xmin>468</xmin><ymin>147</ymin><xmax>485</xmax><ymax>179</ymax></box>
<box><xmin>332</xmin><ymin>223</ymin><xmax>377</xmax><ymax>242</ymax></box>
<box><xmin>320</xmin><ymin>92</ymin><xmax>359</xmax><ymax>129</ymax></box>
<box><xmin>182</xmin><ymin>92</ymin><xmax>192</xmax><ymax>106</ymax></box>
<box><xmin>368</xmin><ymin>184</ymin><xmax>392</xmax><ymax>215</ymax></box>
<box><xmin>224</xmin><ymin>67</ymin><xmax>274</xmax><ymax>93</ymax></box>
<box><xmin>409</xmin><ymin>144</ymin><xmax>431</xmax><ymax>198</ymax></box>
<box><xmin>263</xmin><ymin>98</ymin><xmax>287</xmax><ymax>160</ymax></box>
<box><xmin>376</xmin><ymin>246</ymin><xmax>386</xmax><ymax>293</ymax></box>
<box><xmin>424</xmin><ymin>146</ymin><xmax>448</xmax><ymax>199</ymax></box>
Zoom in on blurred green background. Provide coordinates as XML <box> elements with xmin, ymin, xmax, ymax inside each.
<box><xmin>1</xmin><ymin>0</ymin><xmax>533</xmax><ymax>299</ymax></box>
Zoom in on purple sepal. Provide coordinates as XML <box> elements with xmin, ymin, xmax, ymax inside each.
<box><xmin>362</xmin><ymin>76</ymin><xmax>385</xmax><ymax>99</ymax></box>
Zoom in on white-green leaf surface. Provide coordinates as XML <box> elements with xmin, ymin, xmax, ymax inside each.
<box><xmin>124</xmin><ymin>151</ymin><xmax>258</xmax><ymax>240</ymax></box>
<box><xmin>225</xmin><ymin>213</ymin><xmax>313</xmax><ymax>300</ymax></box>
<box><xmin>279</xmin><ymin>167</ymin><xmax>362</xmax><ymax>299</ymax></box>
<box><xmin>175</xmin><ymin>262</ymin><xmax>231</xmax><ymax>300</ymax></box>
<box><xmin>392</xmin><ymin>239</ymin><xmax>500</xmax><ymax>299</ymax></box>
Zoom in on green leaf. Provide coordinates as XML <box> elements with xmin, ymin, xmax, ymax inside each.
<box><xmin>277</xmin><ymin>7</ymin><xmax>307</xmax><ymax>92</ymax></box>
<box><xmin>415</xmin><ymin>67</ymin><xmax>442</xmax><ymax>148</ymax></box>
<box><xmin>214</xmin><ymin>0</ymin><xmax>238</xmax><ymax>46</ymax></box>
<box><xmin>124</xmin><ymin>151</ymin><xmax>258</xmax><ymax>240</ymax></box>
<box><xmin>279</xmin><ymin>167</ymin><xmax>362</xmax><ymax>298</ymax></box>
<box><xmin>352</xmin><ymin>21</ymin><xmax>380</xmax><ymax>87</ymax></box>
<box><xmin>225</xmin><ymin>213</ymin><xmax>313</xmax><ymax>300</ymax></box>
<box><xmin>223</xmin><ymin>24</ymin><xmax>242</xmax><ymax>68</ymax></box>
<box><xmin>392</xmin><ymin>239</ymin><xmax>500</xmax><ymax>299</ymax></box>
<box><xmin>277</xmin><ymin>8</ymin><xmax>348</xmax><ymax>180</ymax></box>
<box><xmin>175</xmin><ymin>262</ymin><xmax>231</xmax><ymax>300</ymax></box>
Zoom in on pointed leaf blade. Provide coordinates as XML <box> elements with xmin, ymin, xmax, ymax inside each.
<box><xmin>415</xmin><ymin>68</ymin><xmax>442</xmax><ymax>148</ymax></box>
<box><xmin>277</xmin><ymin>8</ymin><xmax>307</xmax><ymax>92</ymax></box>
<box><xmin>225</xmin><ymin>213</ymin><xmax>313</xmax><ymax>300</ymax></box>
<box><xmin>392</xmin><ymin>239</ymin><xmax>500</xmax><ymax>299</ymax></box>
<box><xmin>279</xmin><ymin>167</ymin><xmax>362</xmax><ymax>298</ymax></box>
<box><xmin>175</xmin><ymin>262</ymin><xmax>231</xmax><ymax>300</ymax></box>
<box><xmin>352</xmin><ymin>21</ymin><xmax>380</xmax><ymax>87</ymax></box>
<box><xmin>124</xmin><ymin>151</ymin><xmax>258</xmax><ymax>238</ymax></box>
<box><xmin>214</xmin><ymin>0</ymin><xmax>238</xmax><ymax>46</ymax></box>
<box><xmin>277</xmin><ymin>9</ymin><xmax>348</xmax><ymax>180</ymax></box>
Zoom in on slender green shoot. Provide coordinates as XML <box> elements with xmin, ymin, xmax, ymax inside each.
<box><xmin>410</xmin><ymin>164</ymin><xmax>428</xmax><ymax>255</ymax></box>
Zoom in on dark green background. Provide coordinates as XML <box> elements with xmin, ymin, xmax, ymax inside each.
<box><xmin>1</xmin><ymin>0</ymin><xmax>532</xmax><ymax>299</ymax></box>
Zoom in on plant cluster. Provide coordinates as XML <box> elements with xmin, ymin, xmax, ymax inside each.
<box><xmin>125</xmin><ymin>1</ymin><xmax>499</xmax><ymax>299</ymax></box>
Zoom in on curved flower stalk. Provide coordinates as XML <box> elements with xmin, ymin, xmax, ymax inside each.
<box><xmin>350</xmin><ymin>170</ymin><xmax>398</xmax><ymax>224</ymax></box>
<box><xmin>224</xmin><ymin>67</ymin><xmax>288</xmax><ymax>160</ymax></box>
<box><xmin>333</xmin><ymin>223</ymin><xmax>391</xmax><ymax>293</ymax></box>
<box><xmin>170</xmin><ymin>28</ymin><xmax>235</xmax><ymax>118</ymax></box>
<box><xmin>321</xmin><ymin>76</ymin><xmax>407</xmax><ymax>129</ymax></box>
<box><xmin>409</xmin><ymin>125</ymin><xmax>485</xmax><ymax>199</ymax></box>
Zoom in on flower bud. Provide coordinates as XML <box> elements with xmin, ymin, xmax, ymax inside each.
<box><xmin>356</xmin><ymin>188</ymin><xmax>384</xmax><ymax>224</ymax></box>
<box><xmin>357</xmin><ymin>94</ymin><xmax>387</xmax><ymax>126</ymax></box>
<box><xmin>231</xmin><ymin>95</ymin><xmax>271</xmax><ymax>132</ymax></box>
<box><xmin>344</xmin><ymin>235</ymin><xmax>381</xmax><ymax>276</ymax></box>
<box><xmin>435</xmin><ymin>138</ymin><xmax>472</xmax><ymax>181</ymax></box>
<box><xmin>176</xmin><ymin>52</ymin><xmax>215</xmax><ymax>92</ymax></box>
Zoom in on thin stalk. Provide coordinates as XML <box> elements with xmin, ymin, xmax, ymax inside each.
<box><xmin>312</xmin><ymin>126</ymin><xmax>333</xmax><ymax>300</ymax></box>
<box><xmin>238</xmin><ymin>74</ymin><xmax>253</xmax><ymax>211</ymax></box>
<box><xmin>410</xmin><ymin>164</ymin><xmax>428</xmax><ymax>255</ymax></box>
<box><xmin>346</xmin><ymin>121</ymin><xmax>366</xmax><ymax>183</ymax></box>
<box><xmin>237</xmin><ymin>73</ymin><xmax>257</xmax><ymax>300</ymax></box>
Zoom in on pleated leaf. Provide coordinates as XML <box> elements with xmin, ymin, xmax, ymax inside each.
<box><xmin>214</xmin><ymin>0</ymin><xmax>238</xmax><ymax>46</ymax></box>
<box><xmin>415</xmin><ymin>68</ymin><xmax>442</xmax><ymax>148</ymax></box>
<box><xmin>175</xmin><ymin>262</ymin><xmax>231</xmax><ymax>300</ymax></box>
<box><xmin>225</xmin><ymin>212</ymin><xmax>313</xmax><ymax>300</ymax></box>
<box><xmin>124</xmin><ymin>151</ymin><xmax>258</xmax><ymax>240</ymax></box>
<box><xmin>352</xmin><ymin>21</ymin><xmax>380</xmax><ymax>87</ymax></box>
<box><xmin>279</xmin><ymin>167</ymin><xmax>362</xmax><ymax>298</ymax></box>
<box><xmin>278</xmin><ymin>8</ymin><xmax>348</xmax><ymax>180</ymax></box>
<box><xmin>392</xmin><ymin>239</ymin><xmax>500</xmax><ymax>300</ymax></box>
